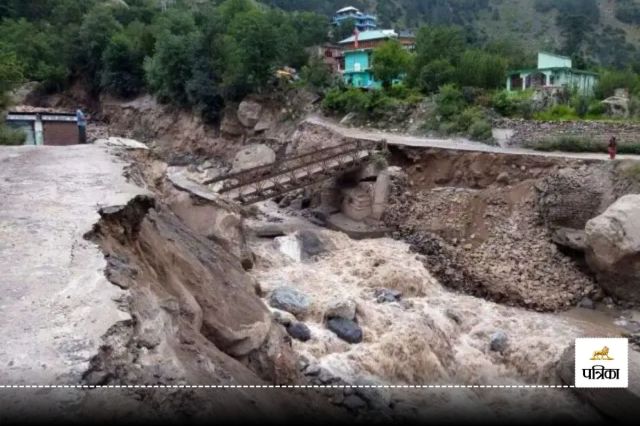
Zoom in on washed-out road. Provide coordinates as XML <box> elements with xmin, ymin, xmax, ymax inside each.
<box><xmin>0</xmin><ymin>143</ymin><xmax>146</xmax><ymax>419</ymax></box>
<box><xmin>306</xmin><ymin>116</ymin><xmax>640</xmax><ymax>162</ymax></box>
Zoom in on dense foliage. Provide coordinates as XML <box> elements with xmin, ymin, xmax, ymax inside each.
<box><xmin>0</xmin><ymin>0</ymin><xmax>329</xmax><ymax>121</ymax></box>
<box><xmin>6</xmin><ymin>0</ymin><xmax>640</xmax><ymax>143</ymax></box>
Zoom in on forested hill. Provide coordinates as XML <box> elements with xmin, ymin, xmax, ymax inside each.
<box><xmin>263</xmin><ymin>0</ymin><xmax>640</xmax><ymax>69</ymax></box>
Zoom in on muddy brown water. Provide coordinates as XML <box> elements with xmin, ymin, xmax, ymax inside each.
<box><xmin>247</xmin><ymin>204</ymin><xmax>638</xmax><ymax>421</ymax></box>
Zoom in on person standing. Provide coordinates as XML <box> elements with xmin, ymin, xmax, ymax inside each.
<box><xmin>76</xmin><ymin>108</ymin><xmax>87</xmax><ymax>144</ymax></box>
<box><xmin>608</xmin><ymin>136</ymin><xmax>617</xmax><ymax>160</ymax></box>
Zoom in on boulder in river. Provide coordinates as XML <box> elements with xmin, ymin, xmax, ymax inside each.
<box><xmin>251</xmin><ymin>223</ymin><xmax>287</xmax><ymax>238</ymax></box>
<box><xmin>375</xmin><ymin>288</ymin><xmax>402</xmax><ymax>303</ymax></box>
<box><xmin>270</xmin><ymin>308</ymin><xmax>296</xmax><ymax>326</ymax></box>
<box><xmin>269</xmin><ymin>287</ymin><xmax>311</xmax><ymax>319</ymax></box>
<box><xmin>578</xmin><ymin>297</ymin><xmax>595</xmax><ymax>310</ymax></box>
<box><xmin>273</xmin><ymin>235</ymin><xmax>302</xmax><ymax>262</ymax></box>
<box><xmin>297</xmin><ymin>230</ymin><xmax>327</xmax><ymax>259</ymax></box>
<box><xmin>585</xmin><ymin>195</ymin><xmax>640</xmax><ymax>303</ymax></box>
<box><xmin>325</xmin><ymin>298</ymin><xmax>357</xmax><ymax>321</ymax></box>
<box><xmin>558</xmin><ymin>344</ymin><xmax>640</xmax><ymax>422</ymax></box>
<box><xmin>286</xmin><ymin>322</ymin><xmax>311</xmax><ymax>342</ymax></box>
<box><xmin>327</xmin><ymin>318</ymin><xmax>363</xmax><ymax>344</ymax></box>
<box><xmin>489</xmin><ymin>331</ymin><xmax>508</xmax><ymax>352</ymax></box>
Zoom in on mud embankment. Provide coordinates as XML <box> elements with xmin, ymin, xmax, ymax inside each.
<box><xmin>83</xmin><ymin>195</ymin><xmax>344</xmax><ymax>422</ymax></box>
<box><xmin>385</xmin><ymin>148</ymin><xmax>605</xmax><ymax>312</ymax></box>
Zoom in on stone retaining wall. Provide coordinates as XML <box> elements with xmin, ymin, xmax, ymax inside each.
<box><xmin>494</xmin><ymin>118</ymin><xmax>640</xmax><ymax>147</ymax></box>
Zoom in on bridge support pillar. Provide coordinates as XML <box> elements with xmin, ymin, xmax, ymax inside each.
<box><xmin>371</xmin><ymin>171</ymin><xmax>391</xmax><ymax>221</ymax></box>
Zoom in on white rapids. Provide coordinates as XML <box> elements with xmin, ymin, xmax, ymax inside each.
<box><xmin>247</xmin><ymin>209</ymin><xmax>605</xmax><ymax>420</ymax></box>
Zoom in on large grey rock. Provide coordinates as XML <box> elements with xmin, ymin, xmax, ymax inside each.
<box><xmin>270</xmin><ymin>308</ymin><xmax>296</xmax><ymax>326</ymax></box>
<box><xmin>602</xmin><ymin>95</ymin><xmax>629</xmax><ymax>118</ymax></box>
<box><xmin>585</xmin><ymin>195</ymin><xmax>640</xmax><ymax>302</ymax></box>
<box><xmin>578</xmin><ymin>297</ymin><xmax>595</xmax><ymax>310</ymax></box>
<box><xmin>552</xmin><ymin>227</ymin><xmax>587</xmax><ymax>252</ymax></box>
<box><xmin>558</xmin><ymin>344</ymin><xmax>640</xmax><ymax>421</ymax></box>
<box><xmin>220</xmin><ymin>110</ymin><xmax>245</xmax><ymax>136</ymax></box>
<box><xmin>375</xmin><ymin>288</ymin><xmax>402</xmax><ymax>303</ymax></box>
<box><xmin>254</xmin><ymin>109</ymin><xmax>274</xmax><ymax>132</ymax></box>
<box><xmin>286</xmin><ymin>322</ymin><xmax>311</xmax><ymax>342</ymax></box>
<box><xmin>274</xmin><ymin>235</ymin><xmax>302</xmax><ymax>262</ymax></box>
<box><xmin>297</xmin><ymin>230</ymin><xmax>327</xmax><ymax>259</ymax></box>
<box><xmin>342</xmin><ymin>394</ymin><xmax>367</xmax><ymax>412</ymax></box>
<box><xmin>232</xmin><ymin>144</ymin><xmax>276</xmax><ymax>173</ymax></box>
<box><xmin>324</xmin><ymin>298</ymin><xmax>357</xmax><ymax>321</ymax></box>
<box><xmin>237</xmin><ymin>99</ymin><xmax>263</xmax><ymax>128</ymax></box>
<box><xmin>269</xmin><ymin>287</ymin><xmax>311</xmax><ymax>318</ymax></box>
<box><xmin>327</xmin><ymin>318</ymin><xmax>363</xmax><ymax>344</ymax></box>
<box><xmin>489</xmin><ymin>331</ymin><xmax>508</xmax><ymax>353</ymax></box>
<box><xmin>251</xmin><ymin>223</ymin><xmax>287</xmax><ymax>238</ymax></box>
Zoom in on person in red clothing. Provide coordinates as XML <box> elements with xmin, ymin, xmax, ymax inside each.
<box><xmin>608</xmin><ymin>136</ymin><xmax>618</xmax><ymax>160</ymax></box>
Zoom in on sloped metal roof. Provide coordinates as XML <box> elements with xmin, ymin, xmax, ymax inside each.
<box><xmin>339</xmin><ymin>29</ymin><xmax>397</xmax><ymax>44</ymax></box>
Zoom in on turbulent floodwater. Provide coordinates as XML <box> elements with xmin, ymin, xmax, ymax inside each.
<box><xmin>248</xmin><ymin>209</ymin><xmax>607</xmax><ymax>420</ymax></box>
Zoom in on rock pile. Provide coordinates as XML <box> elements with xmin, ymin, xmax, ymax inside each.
<box><xmin>387</xmin><ymin>180</ymin><xmax>597</xmax><ymax>312</ymax></box>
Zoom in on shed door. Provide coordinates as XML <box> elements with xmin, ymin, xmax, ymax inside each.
<box><xmin>43</xmin><ymin>122</ymin><xmax>79</xmax><ymax>146</ymax></box>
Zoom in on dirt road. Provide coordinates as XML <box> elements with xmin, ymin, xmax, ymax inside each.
<box><xmin>306</xmin><ymin>116</ymin><xmax>640</xmax><ymax>161</ymax></box>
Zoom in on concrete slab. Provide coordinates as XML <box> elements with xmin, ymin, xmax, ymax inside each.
<box><xmin>0</xmin><ymin>145</ymin><xmax>146</xmax><ymax>400</ymax></box>
<box><xmin>326</xmin><ymin>213</ymin><xmax>391</xmax><ymax>240</ymax></box>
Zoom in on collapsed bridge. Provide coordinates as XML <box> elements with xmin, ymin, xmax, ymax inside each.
<box><xmin>204</xmin><ymin>139</ymin><xmax>385</xmax><ymax>205</ymax></box>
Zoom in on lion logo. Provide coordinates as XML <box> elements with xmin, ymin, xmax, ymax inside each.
<box><xmin>590</xmin><ymin>346</ymin><xmax>614</xmax><ymax>361</ymax></box>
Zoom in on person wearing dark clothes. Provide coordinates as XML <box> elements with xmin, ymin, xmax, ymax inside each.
<box><xmin>608</xmin><ymin>136</ymin><xmax>617</xmax><ymax>160</ymax></box>
<box><xmin>76</xmin><ymin>109</ymin><xmax>87</xmax><ymax>144</ymax></box>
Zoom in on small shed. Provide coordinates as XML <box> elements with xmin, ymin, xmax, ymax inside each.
<box><xmin>5</xmin><ymin>111</ymin><xmax>80</xmax><ymax>146</ymax></box>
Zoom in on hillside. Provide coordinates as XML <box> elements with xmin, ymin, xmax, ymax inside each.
<box><xmin>263</xmin><ymin>0</ymin><xmax>640</xmax><ymax>68</ymax></box>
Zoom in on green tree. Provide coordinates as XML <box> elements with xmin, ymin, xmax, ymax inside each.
<box><xmin>73</xmin><ymin>5</ymin><xmax>123</xmax><ymax>92</ymax></box>
<box><xmin>224</xmin><ymin>9</ymin><xmax>281</xmax><ymax>96</ymax></box>
<box><xmin>409</xmin><ymin>25</ymin><xmax>466</xmax><ymax>89</ymax></box>
<box><xmin>0</xmin><ymin>50</ymin><xmax>23</xmax><ymax>109</ymax></box>
<box><xmin>0</xmin><ymin>50</ymin><xmax>25</xmax><ymax>145</ymax></box>
<box><xmin>371</xmin><ymin>40</ymin><xmax>411</xmax><ymax>90</ymax></box>
<box><xmin>301</xmin><ymin>55</ymin><xmax>333</xmax><ymax>90</ymax></box>
<box><xmin>485</xmin><ymin>38</ymin><xmax>534</xmax><ymax>69</ymax></box>
<box><xmin>416</xmin><ymin>59</ymin><xmax>455</xmax><ymax>93</ymax></box>
<box><xmin>413</xmin><ymin>25</ymin><xmax>465</xmax><ymax>68</ymax></box>
<box><xmin>291</xmin><ymin>12</ymin><xmax>329</xmax><ymax>47</ymax></box>
<box><xmin>0</xmin><ymin>19</ymin><xmax>70</xmax><ymax>90</ymax></box>
<box><xmin>594</xmin><ymin>68</ymin><xmax>640</xmax><ymax>99</ymax></box>
<box><xmin>144</xmin><ymin>31</ymin><xmax>200</xmax><ymax>105</ymax></box>
<box><xmin>435</xmin><ymin>84</ymin><xmax>466</xmax><ymax>119</ymax></box>
<box><xmin>101</xmin><ymin>32</ymin><xmax>145</xmax><ymax>98</ymax></box>
<box><xmin>456</xmin><ymin>49</ymin><xmax>507</xmax><ymax>89</ymax></box>
<box><xmin>331</xmin><ymin>18</ymin><xmax>357</xmax><ymax>43</ymax></box>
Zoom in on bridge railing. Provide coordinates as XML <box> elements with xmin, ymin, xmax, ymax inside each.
<box><xmin>205</xmin><ymin>139</ymin><xmax>381</xmax><ymax>195</ymax></box>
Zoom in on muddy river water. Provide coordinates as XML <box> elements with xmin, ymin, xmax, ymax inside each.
<box><xmin>247</xmin><ymin>204</ymin><xmax>633</xmax><ymax>421</ymax></box>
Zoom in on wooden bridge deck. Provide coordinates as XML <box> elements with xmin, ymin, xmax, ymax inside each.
<box><xmin>206</xmin><ymin>140</ymin><xmax>382</xmax><ymax>205</ymax></box>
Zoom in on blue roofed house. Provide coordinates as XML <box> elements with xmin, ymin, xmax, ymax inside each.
<box><xmin>506</xmin><ymin>52</ymin><xmax>598</xmax><ymax>95</ymax></box>
<box><xmin>332</xmin><ymin>6</ymin><xmax>377</xmax><ymax>32</ymax></box>
<box><xmin>338</xmin><ymin>30</ymin><xmax>415</xmax><ymax>89</ymax></box>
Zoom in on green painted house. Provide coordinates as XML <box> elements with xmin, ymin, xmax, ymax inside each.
<box><xmin>338</xmin><ymin>30</ymin><xmax>415</xmax><ymax>89</ymax></box>
<box><xmin>506</xmin><ymin>52</ymin><xmax>598</xmax><ymax>95</ymax></box>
